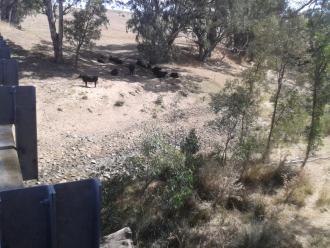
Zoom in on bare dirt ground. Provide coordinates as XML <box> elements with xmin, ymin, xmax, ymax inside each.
<box><xmin>0</xmin><ymin>11</ymin><xmax>240</xmax><ymax>183</ymax></box>
<box><xmin>1</xmin><ymin>10</ymin><xmax>329</xmax><ymax>247</ymax></box>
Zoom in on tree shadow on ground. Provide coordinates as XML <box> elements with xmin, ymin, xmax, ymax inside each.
<box><xmin>285</xmin><ymin>214</ymin><xmax>330</xmax><ymax>244</ymax></box>
<box><xmin>173</xmin><ymin>46</ymin><xmax>241</xmax><ymax>77</ymax></box>
<box><xmin>7</xmin><ymin>39</ymin><xmax>217</xmax><ymax>93</ymax></box>
<box><xmin>8</xmin><ymin>39</ymin><xmax>78</xmax><ymax>80</ymax></box>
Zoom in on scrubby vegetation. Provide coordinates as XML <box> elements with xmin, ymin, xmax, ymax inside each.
<box><xmin>316</xmin><ymin>183</ymin><xmax>330</xmax><ymax>207</ymax></box>
<box><xmin>98</xmin><ymin>1</ymin><xmax>330</xmax><ymax>245</ymax></box>
<box><xmin>100</xmin><ymin>129</ymin><xmax>310</xmax><ymax>247</ymax></box>
<box><xmin>4</xmin><ymin>0</ymin><xmax>329</xmax><ymax>247</ymax></box>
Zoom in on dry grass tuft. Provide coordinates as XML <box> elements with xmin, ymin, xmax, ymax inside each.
<box><xmin>242</xmin><ymin>164</ymin><xmax>277</xmax><ymax>185</ymax></box>
<box><xmin>316</xmin><ymin>183</ymin><xmax>330</xmax><ymax>208</ymax></box>
<box><xmin>242</xmin><ymin>162</ymin><xmax>298</xmax><ymax>189</ymax></box>
<box><xmin>282</xmin><ymin>172</ymin><xmax>313</xmax><ymax>207</ymax></box>
<box><xmin>309</xmin><ymin>234</ymin><xmax>330</xmax><ymax>248</ymax></box>
<box><xmin>231</xmin><ymin>221</ymin><xmax>303</xmax><ymax>248</ymax></box>
<box><xmin>197</xmin><ymin>162</ymin><xmax>246</xmax><ymax>210</ymax></box>
<box><xmin>182</xmin><ymin>212</ymin><xmax>241</xmax><ymax>247</ymax></box>
<box><xmin>114</xmin><ymin>100</ymin><xmax>125</xmax><ymax>107</ymax></box>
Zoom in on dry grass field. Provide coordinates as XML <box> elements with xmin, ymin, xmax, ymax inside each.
<box><xmin>0</xmin><ymin>10</ymin><xmax>329</xmax><ymax>247</ymax></box>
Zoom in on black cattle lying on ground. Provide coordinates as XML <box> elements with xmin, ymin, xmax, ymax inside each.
<box><xmin>170</xmin><ymin>72</ymin><xmax>179</xmax><ymax>78</ymax></box>
<box><xmin>128</xmin><ymin>64</ymin><xmax>135</xmax><ymax>75</ymax></box>
<box><xmin>152</xmin><ymin>67</ymin><xmax>162</xmax><ymax>73</ymax></box>
<box><xmin>109</xmin><ymin>56</ymin><xmax>123</xmax><ymax>65</ymax></box>
<box><xmin>154</xmin><ymin>70</ymin><xmax>168</xmax><ymax>79</ymax></box>
<box><xmin>151</xmin><ymin>66</ymin><xmax>167</xmax><ymax>79</ymax></box>
<box><xmin>111</xmin><ymin>69</ymin><xmax>119</xmax><ymax>76</ymax></box>
<box><xmin>97</xmin><ymin>57</ymin><xmax>107</xmax><ymax>63</ymax></box>
<box><xmin>79</xmin><ymin>74</ymin><xmax>98</xmax><ymax>87</ymax></box>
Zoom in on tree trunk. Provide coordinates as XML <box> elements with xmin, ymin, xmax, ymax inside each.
<box><xmin>74</xmin><ymin>44</ymin><xmax>82</xmax><ymax>67</ymax></box>
<box><xmin>43</xmin><ymin>0</ymin><xmax>63</xmax><ymax>63</ymax></box>
<box><xmin>301</xmin><ymin>63</ymin><xmax>323</xmax><ymax>168</ymax></box>
<box><xmin>58</xmin><ymin>0</ymin><xmax>64</xmax><ymax>62</ymax></box>
<box><xmin>263</xmin><ymin>64</ymin><xmax>286</xmax><ymax>162</ymax></box>
<box><xmin>199</xmin><ymin>47</ymin><xmax>211</xmax><ymax>62</ymax></box>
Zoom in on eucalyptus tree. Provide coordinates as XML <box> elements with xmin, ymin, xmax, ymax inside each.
<box><xmin>126</xmin><ymin>0</ymin><xmax>194</xmax><ymax>63</ymax></box>
<box><xmin>64</xmin><ymin>0</ymin><xmax>109</xmax><ymax>66</ymax></box>
<box><xmin>302</xmin><ymin>1</ymin><xmax>330</xmax><ymax>167</ymax></box>
<box><xmin>210</xmin><ymin>76</ymin><xmax>261</xmax><ymax>165</ymax></box>
<box><xmin>250</xmin><ymin>16</ymin><xmax>309</xmax><ymax>161</ymax></box>
<box><xmin>189</xmin><ymin>0</ymin><xmax>230</xmax><ymax>61</ymax></box>
<box><xmin>0</xmin><ymin>0</ymin><xmax>43</xmax><ymax>24</ymax></box>
<box><xmin>228</xmin><ymin>0</ymin><xmax>287</xmax><ymax>55</ymax></box>
<box><xmin>41</xmin><ymin>0</ymin><xmax>111</xmax><ymax>63</ymax></box>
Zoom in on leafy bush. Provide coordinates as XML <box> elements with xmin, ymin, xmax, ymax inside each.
<box><xmin>141</xmin><ymin>133</ymin><xmax>194</xmax><ymax>213</ymax></box>
<box><xmin>101</xmin><ymin>130</ymin><xmax>203</xmax><ymax>246</ymax></box>
<box><xmin>101</xmin><ymin>175</ymin><xmax>137</xmax><ymax>235</ymax></box>
<box><xmin>180</xmin><ymin>128</ymin><xmax>200</xmax><ymax>156</ymax></box>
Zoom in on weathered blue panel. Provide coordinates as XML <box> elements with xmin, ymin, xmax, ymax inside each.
<box><xmin>0</xmin><ymin>185</ymin><xmax>55</xmax><ymax>248</ymax></box>
<box><xmin>15</xmin><ymin>86</ymin><xmax>38</xmax><ymax>180</ymax></box>
<box><xmin>0</xmin><ymin>87</ymin><xmax>14</xmax><ymax>124</ymax></box>
<box><xmin>3</xmin><ymin>59</ymin><xmax>18</xmax><ymax>85</ymax></box>
<box><xmin>54</xmin><ymin>179</ymin><xmax>101</xmax><ymax>248</ymax></box>
<box><xmin>0</xmin><ymin>40</ymin><xmax>7</xmax><ymax>47</ymax></box>
<box><xmin>0</xmin><ymin>47</ymin><xmax>11</xmax><ymax>59</ymax></box>
<box><xmin>0</xmin><ymin>179</ymin><xmax>101</xmax><ymax>248</ymax></box>
<box><xmin>0</xmin><ymin>59</ymin><xmax>18</xmax><ymax>86</ymax></box>
<box><xmin>0</xmin><ymin>86</ymin><xmax>38</xmax><ymax>180</ymax></box>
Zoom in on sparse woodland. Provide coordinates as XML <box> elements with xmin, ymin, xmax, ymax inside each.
<box><xmin>1</xmin><ymin>0</ymin><xmax>330</xmax><ymax>247</ymax></box>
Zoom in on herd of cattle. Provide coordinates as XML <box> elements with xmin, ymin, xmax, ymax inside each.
<box><xmin>79</xmin><ymin>55</ymin><xmax>180</xmax><ymax>88</ymax></box>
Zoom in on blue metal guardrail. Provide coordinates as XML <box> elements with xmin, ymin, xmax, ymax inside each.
<box><xmin>0</xmin><ymin>37</ymin><xmax>102</xmax><ymax>247</ymax></box>
<box><xmin>0</xmin><ymin>86</ymin><xmax>37</xmax><ymax>180</ymax></box>
<box><xmin>0</xmin><ymin>179</ymin><xmax>101</xmax><ymax>248</ymax></box>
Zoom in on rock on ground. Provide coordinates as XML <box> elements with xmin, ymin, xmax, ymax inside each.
<box><xmin>101</xmin><ymin>227</ymin><xmax>134</xmax><ymax>248</ymax></box>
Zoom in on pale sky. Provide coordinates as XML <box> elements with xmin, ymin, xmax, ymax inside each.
<box><xmin>107</xmin><ymin>0</ymin><xmax>313</xmax><ymax>11</ymax></box>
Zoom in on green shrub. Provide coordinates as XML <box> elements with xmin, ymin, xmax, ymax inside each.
<box><xmin>142</xmin><ymin>135</ymin><xmax>194</xmax><ymax>213</ymax></box>
<box><xmin>180</xmin><ymin>129</ymin><xmax>200</xmax><ymax>156</ymax></box>
<box><xmin>101</xmin><ymin>175</ymin><xmax>137</xmax><ymax>235</ymax></box>
<box><xmin>101</xmin><ymin>130</ymin><xmax>202</xmax><ymax>245</ymax></box>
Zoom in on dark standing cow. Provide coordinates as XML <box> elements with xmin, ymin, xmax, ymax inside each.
<box><xmin>78</xmin><ymin>74</ymin><xmax>98</xmax><ymax>87</ymax></box>
<box><xmin>128</xmin><ymin>64</ymin><xmax>135</xmax><ymax>75</ymax></box>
